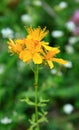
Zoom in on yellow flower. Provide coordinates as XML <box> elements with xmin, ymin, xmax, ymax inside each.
<box><xmin>44</xmin><ymin>50</ymin><xmax>67</xmax><ymax>69</ymax></box>
<box><xmin>26</xmin><ymin>26</ymin><xmax>61</xmax><ymax>52</ymax></box>
<box><xmin>8</xmin><ymin>26</ymin><xmax>67</xmax><ymax>67</ymax></box>
<box><xmin>26</xmin><ymin>26</ymin><xmax>51</xmax><ymax>50</ymax></box>
<box><xmin>8</xmin><ymin>39</ymin><xmax>25</xmax><ymax>54</ymax></box>
<box><xmin>26</xmin><ymin>26</ymin><xmax>48</xmax><ymax>41</ymax></box>
<box><xmin>19</xmin><ymin>39</ymin><xmax>43</xmax><ymax>64</ymax></box>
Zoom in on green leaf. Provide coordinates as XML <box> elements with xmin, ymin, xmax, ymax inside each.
<box><xmin>38</xmin><ymin>102</ymin><xmax>47</xmax><ymax>107</ymax></box>
<box><xmin>21</xmin><ymin>97</ymin><xmax>35</xmax><ymax>106</ymax></box>
<box><xmin>39</xmin><ymin>97</ymin><xmax>49</xmax><ymax>103</ymax></box>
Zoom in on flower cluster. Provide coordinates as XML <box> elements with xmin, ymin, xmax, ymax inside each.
<box><xmin>8</xmin><ymin>26</ymin><xmax>67</xmax><ymax>69</ymax></box>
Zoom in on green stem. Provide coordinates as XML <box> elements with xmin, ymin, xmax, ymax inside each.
<box><xmin>34</xmin><ymin>64</ymin><xmax>40</xmax><ymax>130</ymax></box>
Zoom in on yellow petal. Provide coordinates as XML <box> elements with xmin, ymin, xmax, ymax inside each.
<box><xmin>19</xmin><ymin>51</ymin><xmax>32</xmax><ymax>62</ymax></box>
<box><xmin>33</xmin><ymin>53</ymin><xmax>42</xmax><ymax>64</ymax></box>
<box><xmin>42</xmin><ymin>44</ymin><xmax>60</xmax><ymax>53</ymax></box>
<box><xmin>47</xmin><ymin>60</ymin><xmax>54</xmax><ymax>69</ymax></box>
<box><xmin>8</xmin><ymin>39</ymin><xmax>17</xmax><ymax>53</ymax></box>
<box><xmin>53</xmin><ymin>58</ymin><xmax>67</xmax><ymax>64</ymax></box>
<box><xmin>40</xmin><ymin>41</ymin><xmax>49</xmax><ymax>45</ymax></box>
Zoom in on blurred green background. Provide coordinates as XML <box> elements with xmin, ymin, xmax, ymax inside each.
<box><xmin>0</xmin><ymin>0</ymin><xmax>79</xmax><ymax>130</ymax></box>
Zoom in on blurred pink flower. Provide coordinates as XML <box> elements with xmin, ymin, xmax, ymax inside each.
<box><xmin>71</xmin><ymin>10</ymin><xmax>79</xmax><ymax>24</ymax></box>
<box><xmin>67</xmin><ymin>10</ymin><xmax>79</xmax><ymax>35</ymax></box>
